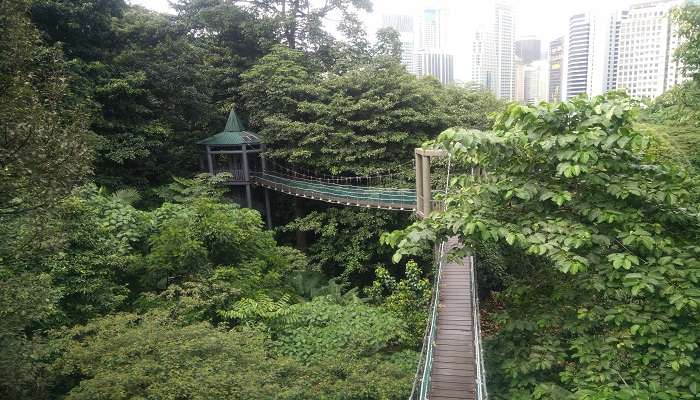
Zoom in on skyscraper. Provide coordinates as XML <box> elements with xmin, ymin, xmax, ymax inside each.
<box><xmin>566</xmin><ymin>13</ymin><xmax>593</xmax><ymax>99</ymax></box>
<box><xmin>524</xmin><ymin>60</ymin><xmax>549</xmax><ymax>104</ymax></box>
<box><xmin>415</xmin><ymin>7</ymin><xmax>454</xmax><ymax>84</ymax></box>
<box><xmin>495</xmin><ymin>2</ymin><xmax>515</xmax><ymax>100</ymax></box>
<box><xmin>515</xmin><ymin>61</ymin><xmax>526</xmax><ymax>102</ymax></box>
<box><xmin>516</xmin><ymin>37</ymin><xmax>542</xmax><ymax>64</ymax></box>
<box><xmin>604</xmin><ymin>10</ymin><xmax>629</xmax><ymax>91</ymax></box>
<box><xmin>472</xmin><ymin>28</ymin><xmax>497</xmax><ymax>92</ymax></box>
<box><xmin>420</xmin><ymin>9</ymin><xmax>446</xmax><ymax>50</ymax></box>
<box><xmin>416</xmin><ymin>52</ymin><xmax>455</xmax><ymax>84</ymax></box>
<box><xmin>549</xmin><ymin>37</ymin><xmax>564</xmax><ymax>101</ymax></box>
<box><xmin>565</xmin><ymin>11</ymin><xmax>622</xmax><ymax>99</ymax></box>
<box><xmin>382</xmin><ymin>14</ymin><xmax>417</xmax><ymax>74</ymax></box>
<box><xmin>514</xmin><ymin>36</ymin><xmax>543</xmax><ymax>103</ymax></box>
<box><xmin>615</xmin><ymin>0</ymin><xmax>687</xmax><ymax>98</ymax></box>
<box><xmin>472</xmin><ymin>1</ymin><xmax>515</xmax><ymax>100</ymax></box>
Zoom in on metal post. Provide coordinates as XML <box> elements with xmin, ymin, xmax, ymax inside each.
<box><xmin>206</xmin><ymin>145</ymin><xmax>214</xmax><ymax>175</ymax></box>
<box><xmin>260</xmin><ymin>144</ymin><xmax>272</xmax><ymax>227</ymax></box>
<box><xmin>422</xmin><ymin>153</ymin><xmax>431</xmax><ymax>216</ymax></box>
<box><xmin>261</xmin><ymin>144</ymin><xmax>267</xmax><ymax>173</ymax></box>
<box><xmin>242</xmin><ymin>144</ymin><xmax>252</xmax><ymax>208</ymax></box>
<box><xmin>264</xmin><ymin>188</ymin><xmax>272</xmax><ymax>228</ymax></box>
<box><xmin>227</xmin><ymin>153</ymin><xmax>234</xmax><ymax>173</ymax></box>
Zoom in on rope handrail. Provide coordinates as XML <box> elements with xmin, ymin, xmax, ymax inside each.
<box><xmin>472</xmin><ymin>254</ymin><xmax>488</xmax><ymax>400</ymax></box>
<box><xmin>251</xmin><ymin>178</ymin><xmax>415</xmax><ymax>203</ymax></box>
<box><xmin>251</xmin><ymin>174</ymin><xmax>417</xmax><ymax>208</ymax></box>
<box><xmin>253</xmin><ymin>170</ymin><xmax>416</xmax><ymax>192</ymax></box>
<box><xmin>409</xmin><ymin>240</ymin><xmax>444</xmax><ymax>399</ymax></box>
<box><xmin>253</xmin><ymin>172</ymin><xmax>418</xmax><ymax>197</ymax></box>
<box><xmin>267</xmin><ymin>160</ymin><xmax>415</xmax><ymax>184</ymax></box>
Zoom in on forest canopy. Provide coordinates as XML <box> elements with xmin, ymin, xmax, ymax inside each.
<box><xmin>2</xmin><ymin>0</ymin><xmax>700</xmax><ymax>399</ymax></box>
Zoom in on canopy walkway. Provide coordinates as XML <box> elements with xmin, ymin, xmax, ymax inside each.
<box><xmin>411</xmin><ymin>238</ymin><xmax>487</xmax><ymax>400</ymax></box>
<box><xmin>246</xmin><ymin>162</ymin><xmax>488</xmax><ymax>399</ymax></box>
<box><xmin>246</xmin><ymin>162</ymin><xmax>488</xmax><ymax>400</ymax></box>
<box><xmin>199</xmin><ymin>112</ymin><xmax>487</xmax><ymax>398</ymax></box>
<box><xmin>250</xmin><ymin>171</ymin><xmax>417</xmax><ymax>211</ymax></box>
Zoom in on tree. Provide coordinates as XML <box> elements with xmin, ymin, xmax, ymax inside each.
<box><xmin>0</xmin><ymin>0</ymin><xmax>92</xmax><ymax>217</ymax></box>
<box><xmin>387</xmin><ymin>94</ymin><xmax>700</xmax><ymax>398</ymax></box>
<box><xmin>29</xmin><ymin>1</ymin><xmax>267</xmax><ymax>189</ymax></box>
<box><xmin>270</xmin><ymin>296</ymin><xmax>416</xmax><ymax>399</ymax></box>
<box><xmin>283</xmin><ymin>208</ymin><xmax>416</xmax><ymax>285</ymax></box>
<box><xmin>0</xmin><ymin>273</ymin><xmax>59</xmax><ymax>399</ymax></box>
<box><xmin>374</xmin><ymin>27</ymin><xmax>402</xmax><ymax>62</ymax></box>
<box><xmin>674</xmin><ymin>3</ymin><xmax>700</xmax><ymax>81</ymax></box>
<box><xmin>232</xmin><ymin>0</ymin><xmax>372</xmax><ymax>51</ymax></box>
<box><xmin>30</xmin><ymin>0</ymin><xmax>127</xmax><ymax>61</ymax></box>
<box><xmin>241</xmin><ymin>45</ymin><xmax>501</xmax><ymax>175</ymax></box>
<box><xmin>367</xmin><ymin>260</ymin><xmax>431</xmax><ymax>347</ymax></box>
<box><xmin>52</xmin><ymin>311</ymin><xmax>287</xmax><ymax>399</ymax></box>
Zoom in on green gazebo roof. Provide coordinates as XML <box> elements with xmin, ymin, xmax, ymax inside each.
<box><xmin>198</xmin><ymin>110</ymin><xmax>261</xmax><ymax>146</ymax></box>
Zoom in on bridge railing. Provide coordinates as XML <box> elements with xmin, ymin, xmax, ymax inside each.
<box><xmin>409</xmin><ymin>241</ymin><xmax>446</xmax><ymax>400</ymax></box>
<box><xmin>472</xmin><ymin>256</ymin><xmax>488</xmax><ymax>400</ymax></box>
<box><xmin>212</xmin><ymin>168</ymin><xmax>247</xmax><ymax>182</ymax></box>
<box><xmin>250</xmin><ymin>171</ymin><xmax>417</xmax><ymax>211</ymax></box>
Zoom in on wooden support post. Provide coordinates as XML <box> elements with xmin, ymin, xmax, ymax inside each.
<box><xmin>421</xmin><ymin>153</ymin><xmax>431</xmax><ymax>216</ymax></box>
<box><xmin>415</xmin><ymin>151</ymin><xmax>423</xmax><ymax>217</ymax></box>
<box><xmin>242</xmin><ymin>144</ymin><xmax>252</xmax><ymax>208</ymax></box>
<box><xmin>206</xmin><ymin>145</ymin><xmax>214</xmax><ymax>175</ymax></box>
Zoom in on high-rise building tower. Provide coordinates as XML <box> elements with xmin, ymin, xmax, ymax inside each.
<box><xmin>472</xmin><ymin>1</ymin><xmax>515</xmax><ymax>100</ymax></box>
<box><xmin>382</xmin><ymin>14</ymin><xmax>417</xmax><ymax>74</ymax></box>
<box><xmin>549</xmin><ymin>37</ymin><xmax>564</xmax><ymax>101</ymax></box>
<box><xmin>516</xmin><ymin>37</ymin><xmax>542</xmax><ymax>64</ymax></box>
<box><xmin>566</xmin><ymin>11</ymin><xmax>623</xmax><ymax>99</ymax></box>
<box><xmin>420</xmin><ymin>9</ymin><xmax>446</xmax><ymax>50</ymax></box>
<box><xmin>414</xmin><ymin>7</ymin><xmax>454</xmax><ymax>84</ymax></box>
<box><xmin>472</xmin><ymin>28</ymin><xmax>497</xmax><ymax>92</ymax></box>
<box><xmin>604</xmin><ymin>10</ymin><xmax>629</xmax><ymax>91</ymax></box>
<box><xmin>495</xmin><ymin>2</ymin><xmax>515</xmax><ymax>100</ymax></box>
<box><xmin>566</xmin><ymin>13</ymin><xmax>593</xmax><ymax>98</ymax></box>
<box><xmin>514</xmin><ymin>36</ymin><xmax>543</xmax><ymax>103</ymax></box>
<box><xmin>524</xmin><ymin>60</ymin><xmax>549</xmax><ymax>104</ymax></box>
<box><xmin>615</xmin><ymin>0</ymin><xmax>687</xmax><ymax>98</ymax></box>
<box><xmin>416</xmin><ymin>52</ymin><xmax>455</xmax><ymax>84</ymax></box>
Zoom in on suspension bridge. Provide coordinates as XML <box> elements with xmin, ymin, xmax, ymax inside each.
<box><xmin>199</xmin><ymin>110</ymin><xmax>487</xmax><ymax>400</ymax></box>
<box><xmin>251</xmin><ymin>170</ymin><xmax>418</xmax><ymax>211</ymax></box>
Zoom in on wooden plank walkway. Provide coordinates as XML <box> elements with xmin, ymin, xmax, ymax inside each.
<box><xmin>429</xmin><ymin>240</ymin><xmax>476</xmax><ymax>400</ymax></box>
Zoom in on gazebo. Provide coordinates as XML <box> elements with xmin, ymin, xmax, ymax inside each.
<box><xmin>198</xmin><ymin>110</ymin><xmax>271</xmax><ymax>225</ymax></box>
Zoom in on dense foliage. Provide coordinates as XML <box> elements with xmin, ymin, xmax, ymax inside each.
<box><xmin>675</xmin><ymin>3</ymin><xmax>700</xmax><ymax>81</ymax></box>
<box><xmin>0</xmin><ymin>0</ymin><xmax>92</xmax><ymax>216</ymax></box>
<box><xmin>2</xmin><ymin>0</ymin><xmax>500</xmax><ymax>398</ymax></box>
<box><xmin>240</xmin><ymin>45</ymin><xmax>500</xmax><ymax>175</ymax></box>
<box><xmin>387</xmin><ymin>93</ymin><xmax>700</xmax><ymax>399</ymax></box>
<box><xmin>5</xmin><ymin>0</ymin><xmax>700</xmax><ymax>398</ymax></box>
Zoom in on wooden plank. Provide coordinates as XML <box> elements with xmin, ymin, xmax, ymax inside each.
<box><xmin>429</xmin><ymin>240</ymin><xmax>477</xmax><ymax>400</ymax></box>
<box><xmin>431</xmin><ymin>381</ymin><xmax>472</xmax><ymax>390</ymax></box>
<box><xmin>431</xmin><ymin>388</ymin><xmax>474</xmax><ymax>398</ymax></box>
<box><xmin>435</xmin><ymin>357</ymin><xmax>475</xmax><ymax>365</ymax></box>
<box><xmin>432</xmin><ymin>370</ymin><xmax>476</xmax><ymax>377</ymax></box>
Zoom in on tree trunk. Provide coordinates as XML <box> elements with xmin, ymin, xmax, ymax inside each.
<box><xmin>286</xmin><ymin>0</ymin><xmax>299</xmax><ymax>49</ymax></box>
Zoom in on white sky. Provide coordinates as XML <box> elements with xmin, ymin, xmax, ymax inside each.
<box><xmin>131</xmin><ymin>0</ymin><xmax>640</xmax><ymax>80</ymax></box>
